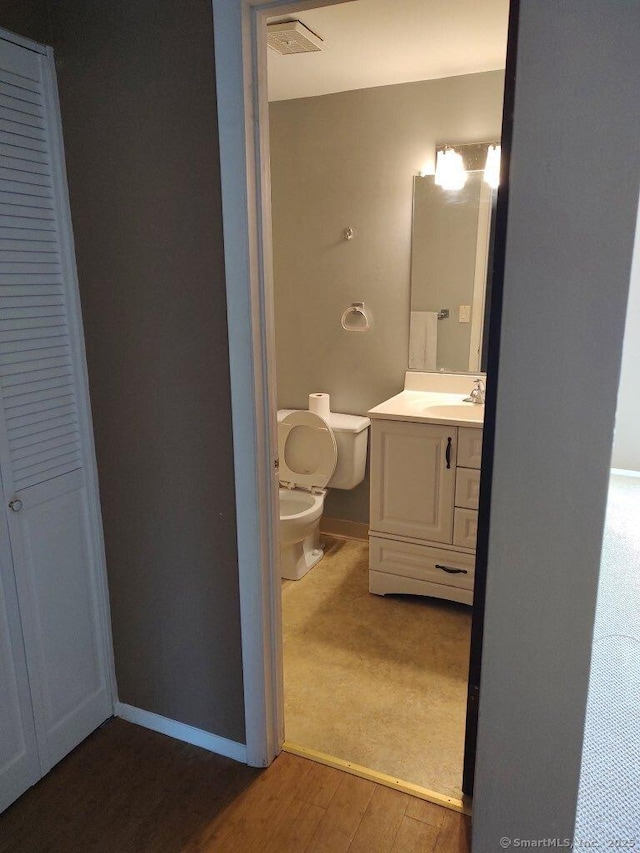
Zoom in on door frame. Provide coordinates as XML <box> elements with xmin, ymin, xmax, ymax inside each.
<box><xmin>210</xmin><ymin>0</ymin><xmax>507</xmax><ymax>776</ymax></box>
<box><xmin>211</xmin><ymin>0</ymin><xmax>358</xmax><ymax>767</ymax></box>
<box><xmin>461</xmin><ymin>0</ymin><xmax>519</xmax><ymax>794</ymax></box>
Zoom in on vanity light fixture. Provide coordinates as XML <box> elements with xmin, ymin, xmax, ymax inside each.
<box><xmin>434</xmin><ymin>147</ymin><xmax>468</xmax><ymax>191</ymax></box>
<box><xmin>483</xmin><ymin>144</ymin><xmax>501</xmax><ymax>189</ymax></box>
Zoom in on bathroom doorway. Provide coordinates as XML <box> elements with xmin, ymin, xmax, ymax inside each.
<box><xmin>267</xmin><ymin>0</ymin><xmax>510</xmax><ymax>808</ymax></box>
<box><xmin>211</xmin><ymin>0</ymin><xmax>512</xmax><ymax>812</ymax></box>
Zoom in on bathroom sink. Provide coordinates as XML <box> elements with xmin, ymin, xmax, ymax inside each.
<box><xmin>420</xmin><ymin>403</ymin><xmax>484</xmax><ymax>423</ymax></box>
<box><xmin>368</xmin><ymin>389</ymin><xmax>485</xmax><ymax>425</ymax></box>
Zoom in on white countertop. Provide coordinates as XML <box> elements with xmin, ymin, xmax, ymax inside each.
<box><xmin>367</xmin><ymin>390</ymin><xmax>484</xmax><ymax>427</ymax></box>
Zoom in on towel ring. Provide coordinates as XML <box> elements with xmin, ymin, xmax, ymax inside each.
<box><xmin>341</xmin><ymin>302</ymin><xmax>371</xmax><ymax>332</ymax></box>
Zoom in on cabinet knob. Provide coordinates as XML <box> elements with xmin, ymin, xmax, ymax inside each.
<box><xmin>9</xmin><ymin>498</ymin><xmax>23</xmax><ymax>513</ymax></box>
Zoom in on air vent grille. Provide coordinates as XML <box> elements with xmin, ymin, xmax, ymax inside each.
<box><xmin>267</xmin><ymin>21</ymin><xmax>323</xmax><ymax>56</ymax></box>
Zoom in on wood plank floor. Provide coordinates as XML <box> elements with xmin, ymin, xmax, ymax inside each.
<box><xmin>0</xmin><ymin>719</ymin><xmax>470</xmax><ymax>853</ymax></box>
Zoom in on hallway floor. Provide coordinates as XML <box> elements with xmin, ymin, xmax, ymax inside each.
<box><xmin>282</xmin><ymin>536</ymin><xmax>472</xmax><ymax>800</ymax></box>
<box><xmin>575</xmin><ymin>473</ymin><xmax>640</xmax><ymax>840</ymax></box>
<box><xmin>0</xmin><ymin>719</ymin><xmax>469</xmax><ymax>852</ymax></box>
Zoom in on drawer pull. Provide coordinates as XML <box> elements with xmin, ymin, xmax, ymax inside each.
<box><xmin>435</xmin><ymin>563</ymin><xmax>468</xmax><ymax>575</ymax></box>
<box><xmin>445</xmin><ymin>437</ymin><xmax>452</xmax><ymax>469</ymax></box>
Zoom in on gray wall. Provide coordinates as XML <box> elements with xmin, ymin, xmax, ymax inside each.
<box><xmin>269</xmin><ymin>71</ymin><xmax>504</xmax><ymax>524</ymax></box>
<box><xmin>1</xmin><ymin>0</ymin><xmax>246</xmax><ymax>742</ymax></box>
<box><xmin>0</xmin><ymin>0</ymin><xmax>51</xmax><ymax>44</ymax></box>
<box><xmin>473</xmin><ymin>0</ymin><xmax>640</xmax><ymax>844</ymax></box>
<box><xmin>611</xmin><ymin>204</ymin><xmax>640</xmax><ymax>472</ymax></box>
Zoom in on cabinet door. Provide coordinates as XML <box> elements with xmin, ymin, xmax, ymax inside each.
<box><xmin>453</xmin><ymin>508</ymin><xmax>479</xmax><ymax>549</ymax></box>
<box><xmin>455</xmin><ymin>467</ymin><xmax>481</xmax><ymax>510</ymax></box>
<box><xmin>458</xmin><ymin>427</ymin><xmax>483</xmax><ymax>469</ymax></box>
<box><xmin>0</xmin><ymin>38</ymin><xmax>112</xmax><ymax>780</ymax></box>
<box><xmin>370</xmin><ymin>420</ymin><xmax>456</xmax><ymax>543</ymax></box>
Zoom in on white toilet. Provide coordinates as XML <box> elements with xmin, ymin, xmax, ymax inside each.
<box><xmin>277</xmin><ymin>408</ymin><xmax>370</xmax><ymax>580</ymax></box>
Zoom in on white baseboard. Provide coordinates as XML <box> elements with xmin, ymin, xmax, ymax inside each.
<box><xmin>611</xmin><ymin>467</ymin><xmax>640</xmax><ymax>478</ymax></box>
<box><xmin>115</xmin><ymin>702</ymin><xmax>247</xmax><ymax>764</ymax></box>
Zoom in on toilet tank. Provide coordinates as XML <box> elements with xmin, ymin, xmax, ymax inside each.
<box><xmin>277</xmin><ymin>409</ymin><xmax>370</xmax><ymax>490</ymax></box>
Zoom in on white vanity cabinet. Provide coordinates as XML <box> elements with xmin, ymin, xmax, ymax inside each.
<box><xmin>369</xmin><ymin>418</ymin><xmax>483</xmax><ymax>605</ymax></box>
<box><xmin>370</xmin><ymin>420</ymin><xmax>456</xmax><ymax>543</ymax></box>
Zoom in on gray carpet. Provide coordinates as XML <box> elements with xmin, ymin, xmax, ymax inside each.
<box><xmin>574</xmin><ymin>474</ymin><xmax>640</xmax><ymax>842</ymax></box>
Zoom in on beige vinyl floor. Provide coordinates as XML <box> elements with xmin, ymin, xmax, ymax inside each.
<box><xmin>282</xmin><ymin>536</ymin><xmax>472</xmax><ymax>800</ymax></box>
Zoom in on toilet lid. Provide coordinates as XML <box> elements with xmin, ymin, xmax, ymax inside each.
<box><xmin>278</xmin><ymin>410</ymin><xmax>337</xmax><ymax>491</ymax></box>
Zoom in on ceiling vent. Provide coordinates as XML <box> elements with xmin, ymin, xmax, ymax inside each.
<box><xmin>267</xmin><ymin>21</ymin><xmax>323</xmax><ymax>55</ymax></box>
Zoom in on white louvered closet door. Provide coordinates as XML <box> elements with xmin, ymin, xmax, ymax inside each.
<box><xmin>0</xmin><ymin>32</ymin><xmax>113</xmax><ymax>799</ymax></box>
<box><xmin>0</xmin><ymin>474</ymin><xmax>40</xmax><ymax>811</ymax></box>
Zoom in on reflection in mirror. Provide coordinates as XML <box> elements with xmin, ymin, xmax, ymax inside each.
<box><xmin>409</xmin><ymin>172</ymin><xmax>496</xmax><ymax>374</ymax></box>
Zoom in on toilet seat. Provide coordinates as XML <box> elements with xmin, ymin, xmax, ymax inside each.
<box><xmin>278</xmin><ymin>410</ymin><xmax>337</xmax><ymax>492</ymax></box>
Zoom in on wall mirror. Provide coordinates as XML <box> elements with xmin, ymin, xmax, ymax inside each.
<box><xmin>409</xmin><ymin>170</ymin><xmax>496</xmax><ymax>374</ymax></box>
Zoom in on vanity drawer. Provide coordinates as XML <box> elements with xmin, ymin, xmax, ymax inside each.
<box><xmin>457</xmin><ymin>427</ymin><xmax>483</xmax><ymax>469</ymax></box>
<box><xmin>453</xmin><ymin>508</ymin><xmax>478</xmax><ymax>549</ymax></box>
<box><xmin>369</xmin><ymin>535</ymin><xmax>475</xmax><ymax>591</ymax></box>
<box><xmin>455</xmin><ymin>467</ymin><xmax>480</xmax><ymax>509</ymax></box>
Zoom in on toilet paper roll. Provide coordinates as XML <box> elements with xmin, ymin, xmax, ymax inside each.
<box><xmin>309</xmin><ymin>393</ymin><xmax>331</xmax><ymax>419</ymax></box>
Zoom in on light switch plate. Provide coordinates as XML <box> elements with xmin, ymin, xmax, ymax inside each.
<box><xmin>459</xmin><ymin>305</ymin><xmax>471</xmax><ymax>323</ymax></box>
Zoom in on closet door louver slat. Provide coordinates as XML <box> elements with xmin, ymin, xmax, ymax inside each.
<box><xmin>0</xmin><ymin>204</ymin><xmax>55</xmax><ymax>219</ymax></box>
<box><xmin>0</xmin><ymin>146</ymin><xmax>48</xmax><ymax>165</ymax></box>
<box><xmin>0</xmin><ymin>171</ymin><xmax>52</xmax><ymax>188</ymax></box>
<box><xmin>0</xmin><ymin>96</ymin><xmax>44</xmax><ymax>119</ymax></box>
<box><xmin>0</xmin><ymin>282</ymin><xmax>64</xmax><ymax>293</ymax></box>
<box><xmin>0</xmin><ymin>135</ymin><xmax>47</xmax><ymax>155</ymax></box>
<box><xmin>0</xmin><ymin>56</ymin><xmax>82</xmax><ymax>498</ymax></box>
<box><xmin>0</xmin><ymin>68</ymin><xmax>41</xmax><ymax>92</ymax></box>
<box><xmin>3</xmin><ymin>362</ymin><xmax>71</xmax><ymax>385</ymax></box>
<box><xmin>8</xmin><ymin>404</ymin><xmax>77</xmax><ymax>433</ymax></box>
<box><xmin>0</xmin><ymin>313</ymin><xmax>66</xmax><ymax>330</ymax></box>
<box><xmin>10</xmin><ymin>418</ymin><xmax>76</xmax><ymax>449</ymax></box>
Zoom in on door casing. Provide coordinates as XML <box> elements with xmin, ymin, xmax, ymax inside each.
<box><xmin>211</xmin><ymin>0</ymin><xmax>355</xmax><ymax>768</ymax></box>
<box><xmin>210</xmin><ymin>0</ymin><xmax>501</xmax><ymax>780</ymax></box>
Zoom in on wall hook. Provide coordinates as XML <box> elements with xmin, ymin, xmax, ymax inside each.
<box><xmin>344</xmin><ymin>227</ymin><xmax>355</xmax><ymax>241</ymax></box>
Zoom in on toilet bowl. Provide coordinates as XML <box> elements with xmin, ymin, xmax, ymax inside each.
<box><xmin>277</xmin><ymin>410</ymin><xmax>337</xmax><ymax>581</ymax></box>
<box><xmin>277</xmin><ymin>407</ymin><xmax>370</xmax><ymax>581</ymax></box>
<box><xmin>278</xmin><ymin>487</ymin><xmax>325</xmax><ymax>580</ymax></box>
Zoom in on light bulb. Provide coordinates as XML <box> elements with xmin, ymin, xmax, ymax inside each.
<box><xmin>484</xmin><ymin>144</ymin><xmax>501</xmax><ymax>189</ymax></box>
<box><xmin>434</xmin><ymin>148</ymin><xmax>467</xmax><ymax>191</ymax></box>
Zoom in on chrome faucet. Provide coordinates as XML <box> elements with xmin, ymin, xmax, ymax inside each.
<box><xmin>467</xmin><ymin>378</ymin><xmax>486</xmax><ymax>405</ymax></box>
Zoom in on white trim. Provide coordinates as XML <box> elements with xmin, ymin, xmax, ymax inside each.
<box><xmin>211</xmin><ymin>0</ymin><xmax>280</xmax><ymax>770</ymax></box>
<box><xmin>211</xmin><ymin>0</ymin><xmax>353</xmax><ymax>769</ymax></box>
<box><xmin>610</xmin><ymin>467</ymin><xmax>640</xmax><ymax>478</ymax></box>
<box><xmin>468</xmin><ymin>180</ymin><xmax>493</xmax><ymax>371</ymax></box>
<box><xmin>0</xmin><ymin>26</ymin><xmax>47</xmax><ymax>55</ymax></box>
<box><xmin>212</xmin><ymin>0</ymin><xmax>503</xmax><ymax>782</ymax></box>
<box><xmin>115</xmin><ymin>704</ymin><xmax>247</xmax><ymax>764</ymax></box>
